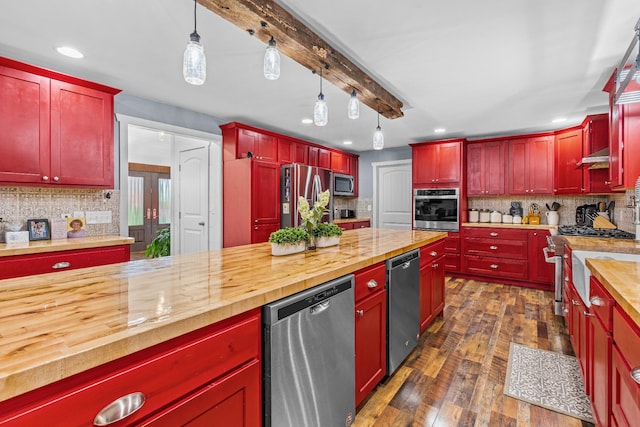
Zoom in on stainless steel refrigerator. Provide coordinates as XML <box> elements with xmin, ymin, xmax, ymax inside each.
<box><xmin>280</xmin><ymin>164</ymin><xmax>333</xmax><ymax>228</ymax></box>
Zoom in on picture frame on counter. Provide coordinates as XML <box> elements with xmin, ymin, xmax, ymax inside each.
<box><xmin>27</xmin><ymin>219</ymin><xmax>51</xmax><ymax>241</ymax></box>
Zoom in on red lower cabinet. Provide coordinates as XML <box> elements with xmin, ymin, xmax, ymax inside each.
<box><xmin>590</xmin><ymin>315</ymin><xmax>612</xmax><ymax>427</ymax></box>
<box><xmin>354</xmin><ymin>262</ymin><xmax>387</xmax><ymax>406</ymax></box>
<box><xmin>419</xmin><ymin>241</ymin><xmax>446</xmax><ymax>333</ymax></box>
<box><xmin>612</xmin><ymin>306</ymin><xmax>640</xmax><ymax>427</ymax></box>
<box><xmin>0</xmin><ymin>309</ymin><xmax>261</xmax><ymax>426</ymax></box>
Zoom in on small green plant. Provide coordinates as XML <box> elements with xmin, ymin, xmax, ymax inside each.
<box><xmin>268</xmin><ymin>227</ymin><xmax>310</xmax><ymax>245</ymax></box>
<box><xmin>145</xmin><ymin>228</ymin><xmax>171</xmax><ymax>258</ymax></box>
<box><xmin>312</xmin><ymin>222</ymin><xmax>343</xmax><ymax>238</ymax></box>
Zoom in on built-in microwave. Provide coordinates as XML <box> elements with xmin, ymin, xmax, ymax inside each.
<box><xmin>333</xmin><ymin>173</ymin><xmax>355</xmax><ymax>196</ymax></box>
<box><xmin>413</xmin><ymin>188</ymin><xmax>459</xmax><ymax>231</ymax></box>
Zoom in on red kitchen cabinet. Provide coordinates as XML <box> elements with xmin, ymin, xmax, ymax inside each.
<box><xmin>318</xmin><ymin>148</ymin><xmax>331</xmax><ymax>169</ymax></box>
<box><xmin>411</xmin><ymin>139</ymin><xmax>463</xmax><ymax>187</ymax></box>
<box><xmin>604</xmin><ymin>71</ymin><xmax>640</xmax><ymax>190</ymax></box>
<box><xmin>507</xmin><ymin>136</ymin><xmax>554</xmax><ymax>195</ymax></box>
<box><xmin>351</xmin><ymin>220</ymin><xmax>370</xmax><ymax>229</ymax></box>
<box><xmin>466</xmin><ymin>140</ymin><xmax>505</xmax><ymax>196</ymax></box>
<box><xmin>331</xmin><ymin>151</ymin><xmax>350</xmax><ymax>174</ymax></box>
<box><xmin>354</xmin><ymin>263</ymin><xmax>387</xmax><ymax>406</ymax></box>
<box><xmin>221</xmin><ymin>122</ymin><xmax>278</xmax><ymax>162</ymax></box>
<box><xmin>419</xmin><ymin>240</ymin><xmax>446</xmax><ymax>333</ymax></box>
<box><xmin>554</xmin><ymin>128</ymin><xmax>583</xmax><ymax>195</ymax></box>
<box><xmin>0</xmin><ymin>244</ymin><xmax>131</xmax><ymax>280</ymax></box>
<box><xmin>308</xmin><ymin>146</ymin><xmax>319</xmax><ymax>166</ymax></box>
<box><xmin>278</xmin><ymin>137</ymin><xmax>292</xmax><ymax>164</ymax></box>
<box><xmin>223</xmin><ymin>158</ymin><xmax>280</xmax><ymax>247</ymax></box>
<box><xmin>612</xmin><ymin>305</ymin><xmax>640</xmax><ymax>427</ymax></box>
<box><xmin>0</xmin><ymin>56</ymin><xmax>118</xmax><ymax>188</ymax></box>
<box><xmin>583</xmin><ymin>114</ymin><xmax>612</xmax><ymax>194</ymax></box>
<box><xmin>528</xmin><ymin>230</ymin><xmax>554</xmax><ymax>287</ymax></box>
<box><xmin>338</xmin><ymin>222</ymin><xmax>354</xmax><ymax>231</ymax></box>
<box><xmin>443</xmin><ymin>231</ymin><xmax>460</xmax><ymax>273</ymax></box>
<box><xmin>0</xmin><ymin>309</ymin><xmax>262</xmax><ymax>427</ymax></box>
<box><xmin>292</xmin><ymin>141</ymin><xmax>308</xmax><ymax>164</ymax></box>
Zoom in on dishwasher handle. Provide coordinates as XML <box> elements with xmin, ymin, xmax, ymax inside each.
<box><xmin>310</xmin><ymin>301</ymin><xmax>330</xmax><ymax>315</ymax></box>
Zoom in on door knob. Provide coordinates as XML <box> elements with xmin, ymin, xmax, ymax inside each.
<box><xmin>198</xmin><ymin>222</ymin><xmax>205</xmax><ymax>226</ymax></box>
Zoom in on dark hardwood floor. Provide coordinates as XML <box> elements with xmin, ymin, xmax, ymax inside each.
<box><xmin>353</xmin><ymin>277</ymin><xmax>595</xmax><ymax>427</ymax></box>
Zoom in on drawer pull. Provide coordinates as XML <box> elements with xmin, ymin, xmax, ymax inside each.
<box><xmin>571</xmin><ymin>299</ymin><xmax>580</xmax><ymax>306</ymax></box>
<box><xmin>489</xmin><ymin>245</ymin><xmax>498</xmax><ymax>250</ymax></box>
<box><xmin>367</xmin><ymin>279</ymin><xmax>378</xmax><ymax>289</ymax></box>
<box><xmin>430</xmin><ymin>251</ymin><xmax>438</xmax><ymax>257</ymax></box>
<box><xmin>489</xmin><ymin>232</ymin><xmax>498</xmax><ymax>237</ymax></box>
<box><xmin>356</xmin><ymin>309</ymin><xmax>364</xmax><ymax>317</ymax></box>
<box><xmin>590</xmin><ymin>296</ymin><xmax>602</xmax><ymax>307</ymax></box>
<box><xmin>52</xmin><ymin>262</ymin><xmax>71</xmax><ymax>269</ymax></box>
<box><xmin>564</xmin><ymin>276</ymin><xmax>569</xmax><ymax>282</ymax></box>
<box><xmin>583</xmin><ymin>311</ymin><xmax>594</xmax><ymax>317</ymax></box>
<box><xmin>490</xmin><ymin>264</ymin><xmax>498</xmax><ymax>269</ymax></box>
<box><xmin>563</xmin><ymin>308</ymin><xmax>569</xmax><ymax>314</ymax></box>
<box><xmin>94</xmin><ymin>392</ymin><xmax>145</xmax><ymax>426</ymax></box>
<box><xmin>631</xmin><ymin>367</ymin><xmax>640</xmax><ymax>384</ymax></box>
<box><xmin>432</xmin><ymin>263</ymin><xmax>439</xmax><ymax>268</ymax></box>
<box><xmin>563</xmin><ymin>254</ymin><xmax>569</xmax><ymax>259</ymax></box>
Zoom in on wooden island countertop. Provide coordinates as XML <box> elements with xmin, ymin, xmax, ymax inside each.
<box><xmin>0</xmin><ymin>235</ymin><xmax>134</xmax><ymax>257</ymax></box>
<box><xmin>0</xmin><ymin>228</ymin><xmax>446</xmax><ymax>402</ymax></box>
<box><xmin>587</xmin><ymin>258</ymin><xmax>640</xmax><ymax>327</ymax></box>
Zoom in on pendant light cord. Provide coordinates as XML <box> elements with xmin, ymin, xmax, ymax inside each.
<box><xmin>193</xmin><ymin>0</ymin><xmax>197</xmax><ymax>33</ymax></box>
<box><xmin>319</xmin><ymin>67</ymin><xmax>323</xmax><ymax>94</ymax></box>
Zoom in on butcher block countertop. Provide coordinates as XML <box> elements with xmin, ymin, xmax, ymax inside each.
<box><xmin>0</xmin><ymin>228</ymin><xmax>446</xmax><ymax>402</ymax></box>
<box><xmin>0</xmin><ymin>235</ymin><xmax>134</xmax><ymax>257</ymax></box>
<box><xmin>563</xmin><ymin>236</ymin><xmax>640</xmax><ymax>254</ymax></box>
<box><xmin>333</xmin><ymin>217</ymin><xmax>371</xmax><ymax>224</ymax></box>
<box><xmin>462</xmin><ymin>222</ymin><xmax>557</xmax><ymax>230</ymax></box>
<box><xmin>587</xmin><ymin>258</ymin><xmax>640</xmax><ymax>327</ymax></box>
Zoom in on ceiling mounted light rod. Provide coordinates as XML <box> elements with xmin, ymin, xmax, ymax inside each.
<box><xmin>183</xmin><ymin>0</ymin><xmax>206</xmax><ymax>85</ymax></box>
<box><xmin>373</xmin><ymin>108</ymin><xmax>384</xmax><ymax>150</ymax></box>
<box><xmin>347</xmin><ymin>89</ymin><xmax>359</xmax><ymax>120</ymax></box>
<box><xmin>314</xmin><ymin>66</ymin><xmax>328</xmax><ymax>126</ymax></box>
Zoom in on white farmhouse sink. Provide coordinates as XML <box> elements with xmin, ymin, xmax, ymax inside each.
<box><xmin>572</xmin><ymin>250</ymin><xmax>640</xmax><ymax>306</ymax></box>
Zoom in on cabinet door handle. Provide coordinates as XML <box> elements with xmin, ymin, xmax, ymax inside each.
<box><xmin>563</xmin><ymin>254</ymin><xmax>569</xmax><ymax>259</ymax></box>
<box><xmin>489</xmin><ymin>245</ymin><xmax>498</xmax><ymax>250</ymax></box>
<box><xmin>52</xmin><ymin>261</ymin><xmax>71</xmax><ymax>269</ymax></box>
<box><xmin>356</xmin><ymin>309</ymin><xmax>364</xmax><ymax>317</ymax></box>
<box><xmin>490</xmin><ymin>264</ymin><xmax>498</xmax><ymax>269</ymax></box>
<box><xmin>631</xmin><ymin>367</ymin><xmax>640</xmax><ymax>384</ymax></box>
<box><xmin>93</xmin><ymin>392</ymin><xmax>145</xmax><ymax>426</ymax></box>
<box><xmin>432</xmin><ymin>263</ymin><xmax>439</xmax><ymax>268</ymax></box>
<box><xmin>430</xmin><ymin>251</ymin><xmax>438</xmax><ymax>257</ymax></box>
<box><xmin>590</xmin><ymin>296</ymin><xmax>602</xmax><ymax>307</ymax></box>
<box><xmin>564</xmin><ymin>276</ymin><xmax>569</xmax><ymax>282</ymax></box>
<box><xmin>53</xmin><ymin>176</ymin><xmax>59</xmax><ymax>182</ymax></box>
<box><xmin>42</xmin><ymin>175</ymin><xmax>49</xmax><ymax>181</ymax></box>
<box><xmin>571</xmin><ymin>299</ymin><xmax>580</xmax><ymax>306</ymax></box>
<box><xmin>489</xmin><ymin>232</ymin><xmax>498</xmax><ymax>237</ymax></box>
<box><xmin>367</xmin><ymin>279</ymin><xmax>378</xmax><ymax>289</ymax></box>
<box><xmin>583</xmin><ymin>311</ymin><xmax>594</xmax><ymax>317</ymax></box>
<box><xmin>563</xmin><ymin>308</ymin><xmax>569</xmax><ymax>314</ymax></box>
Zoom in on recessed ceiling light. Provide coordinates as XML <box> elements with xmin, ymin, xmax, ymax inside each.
<box><xmin>551</xmin><ymin>117</ymin><xmax>567</xmax><ymax>123</ymax></box>
<box><xmin>301</xmin><ymin>118</ymin><xmax>313</xmax><ymax>125</ymax></box>
<box><xmin>343</xmin><ymin>140</ymin><xmax>353</xmax><ymax>145</ymax></box>
<box><xmin>434</xmin><ymin>128</ymin><xmax>446</xmax><ymax>133</ymax></box>
<box><xmin>56</xmin><ymin>46</ymin><xmax>84</xmax><ymax>58</ymax></box>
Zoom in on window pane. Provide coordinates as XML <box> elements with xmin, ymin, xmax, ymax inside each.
<box><xmin>128</xmin><ymin>176</ymin><xmax>144</xmax><ymax>226</ymax></box>
<box><xmin>158</xmin><ymin>178</ymin><xmax>171</xmax><ymax>225</ymax></box>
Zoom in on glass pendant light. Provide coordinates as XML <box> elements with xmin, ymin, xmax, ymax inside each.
<box><xmin>314</xmin><ymin>68</ymin><xmax>328</xmax><ymax>126</ymax></box>
<box><xmin>373</xmin><ymin>111</ymin><xmax>384</xmax><ymax>150</ymax></box>
<box><xmin>347</xmin><ymin>89</ymin><xmax>359</xmax><ymax>119</ymax></box>
<box><xmin>183</xmin><ymin>0</ymin><xmax>206</xmax><ymax>85</ymax></box>
<box><xmin>264</xmin><ymin>37</ymin><xmax>280</xmax><ymax>80</ymax></box>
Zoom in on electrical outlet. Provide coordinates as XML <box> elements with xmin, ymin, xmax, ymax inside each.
<box><xmin>367</xmin><ymin>205</ymin><xmax>372</xmax><ymax>212</ymax></box>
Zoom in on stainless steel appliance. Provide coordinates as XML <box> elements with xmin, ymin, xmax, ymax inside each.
<box><xmin>386</xmin><ymin>249</ymin><xmax>420</xmax><ymax>375</ymax></box>
<box><xmin>544</xmin><ymin>236</ymin><xmax>564</xmax><ymax>316</ymax></box>
<box><xmin>263</xmin><ymin>275</ymin><xmax>355</xmax><ymax>427</ymax></box>
<box><xmin>413</xmin><ymin>188</ymin><xmax>460</xmax><ymax>231</ymax></box>
<box><xmin>558</xmin><ymin>225</ymin><xmax>635</xmax><ymax>239</ymax></box>
<box><xmin>281</xmin><ymin>164</ymin><xmax>333</xmax><ymax>228</ymax></box>
<box><xmin>340</xmin><ymin>209</ymin><xmax>356</xmax><ymax>218</ymax></box>
<box><xmin>333</xmin><ymin>173</ymin><xmax>355</xmax><ymax>197</ymax></box>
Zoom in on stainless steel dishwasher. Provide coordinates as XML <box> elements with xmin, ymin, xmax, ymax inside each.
<box><xmin>386</xmin><ymin>248</ymin><xmax>420</xmax><ymax>375</ymax></box>
<box><xmin>263</xmin><ymin>274</ymin><xmax>355</xmax><ymax>427</ymax></box>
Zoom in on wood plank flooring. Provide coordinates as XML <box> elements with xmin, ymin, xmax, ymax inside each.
<box><xmin>353</xmin><ymin>277</ymin><xmax>595</xmax><ymax>427</ymax></box>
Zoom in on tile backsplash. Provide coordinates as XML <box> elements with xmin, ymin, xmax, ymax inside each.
<box><xmin>468</xmin><ymin>191</ymin><xmax>636</xmax><ymax>233</ymax></box>
<box><xmin>0</xmin><ymin>187</ymin><xmax>120</xmax><ymax>237</ymax></box>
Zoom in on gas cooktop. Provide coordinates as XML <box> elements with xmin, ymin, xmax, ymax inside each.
<box><xmin>558</xmin><ymin>225</ymin><xmax>636</xmax><ymax>240</ymax></box>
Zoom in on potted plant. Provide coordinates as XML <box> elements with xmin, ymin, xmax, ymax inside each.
<box><xmin>298</xmin><ymin>189</ymin><xmax>330</xmax><ymax>250</ymax></box>
<box><xmin>145</xmin><ymin>227</ymin><xmax>170</xmax><ymax>258</ymax></box>
<box><xmin>268</xmin><ymin>227</ymin><xmax>310</xmax><ymax>256</ymax></box>
<box><xmin>312</xmin><ymin>222</ymin><xmax>343</xmax><ymax>247</ymax></box>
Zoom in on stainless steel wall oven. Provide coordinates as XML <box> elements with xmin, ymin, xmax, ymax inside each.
<box><xmin>413</xmin><ymin>188</ymin><xmax>460</xmax><ymax>231</ymax></box>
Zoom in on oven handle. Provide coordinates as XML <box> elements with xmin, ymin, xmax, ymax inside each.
<box><xmin>543</xmin><ymin>247</ymin><xmax>560</xmax><ymax>263</ymax></box>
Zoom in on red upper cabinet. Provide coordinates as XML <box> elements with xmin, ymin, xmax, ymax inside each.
<box><xmin>292</xmin><ymin>142</ymin><xmax>308</xmax><ymax>164</ymax></box>
<box><xmin>331</xmin><ymin>151</ymin><xmax>349</xmax><ymax>174</ymax></box>
<box><xmin>507</xmin><ymin>135</ymin><xmax>554</xmax><ymax>195</ymax></box>
<box><xmin>466</xmin><ymin>140</ymin><xmax>505</xmax><ymax>196</ymax></box>
<box><xmin>221</xmin><ymin>122</ymin><xmax>278</xmax><ymax>162</ymax></box>
<box><xmin>583</xmin><ymin>114</ymin><xmax>612</xmax><ymax>194</ymax></box>
<box><xmin>411</xmin><ymin>139</ymin><xmax>463</xmax><ymax>187</ymax></box>
<box><xmin>277</xmin><ymin>138</ymin><xmax>292</xmax><ymax>164</ymax></box>
<box><xmin>0</xmin><ymin>56</ymin><xmax>119</xmax><ymax>188</ymax></box>
<box><xmin>554</xmin><ymin>128</ymin><xmax>583</xmax><ymax>195</ymax></box>
<box><xmin>318</xmin><ymin>148</ymin><xmax>331</xmax><ymax>169</ymax></box>
<box><xmin>307</xmin><ymin>146</ymin><xmax>319</xmax><ymax>166</ymax></box>
<box><xmin>604</xmin><ymin>71</ymin><xmax>640</xmax><ymax>190</ymax></box>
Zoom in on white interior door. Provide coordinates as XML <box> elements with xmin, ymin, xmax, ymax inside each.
<box><xmin>177</xmin><ymin>138</ymin><xmax>209</xmax><ymax>254</ymax></box>
<box><xmin>373</xmin><ymin>160</ymin><xmax>412</xmax><ymax>229</ymax></box>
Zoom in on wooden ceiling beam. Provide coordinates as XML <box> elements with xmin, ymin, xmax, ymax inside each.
<box><xmin>198</xmin><ymin>0</ymin><xmax>404</xmax><ymax>119</ymax></box>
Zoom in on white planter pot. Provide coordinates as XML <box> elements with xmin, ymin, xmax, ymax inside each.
<box><xmin>315</xmin><ymin>236</ymin><xmax>340</xmax><ymax>248</ymax></box>
<box><xmin>271</xmin><ymin>242</ymin><xmax>306</xmax><ymax>256</ymax></box>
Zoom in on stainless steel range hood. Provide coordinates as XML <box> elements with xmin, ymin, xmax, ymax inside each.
<box><xmin>577</xmin><ymin>147</ymin><xmax>609</xmax><ymax>169</ymax></box>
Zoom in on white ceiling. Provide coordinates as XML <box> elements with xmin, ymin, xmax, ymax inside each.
<box><xmin>1</xmin><ymin>1</ymin><xmax>639</xmax><ymax>152</ymax></box>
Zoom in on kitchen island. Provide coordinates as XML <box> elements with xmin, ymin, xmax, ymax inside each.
<box><xmin>0</xmin><ymin>228</ymin><xmax>445</xmax><ymax>424</ymax></box>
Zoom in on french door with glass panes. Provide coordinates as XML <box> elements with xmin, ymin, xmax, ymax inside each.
<box><xmin>128</xmin><ymin>166</ymin><xmax>171</xmax><ymax>253</ymax></box>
